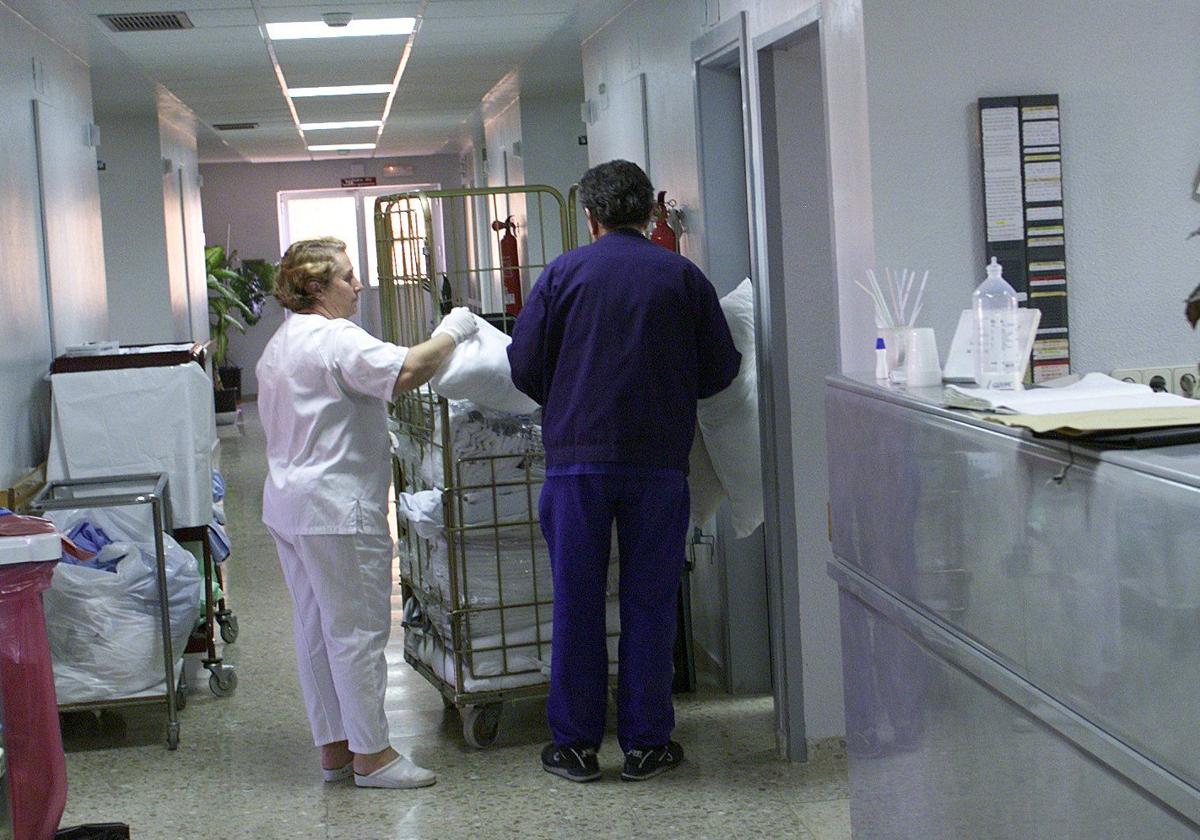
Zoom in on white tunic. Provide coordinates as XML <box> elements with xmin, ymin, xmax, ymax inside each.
<box><xmin>256</xmin><ymin>313</ymin><xmax>408</xmax><ymax>535</ymax></box>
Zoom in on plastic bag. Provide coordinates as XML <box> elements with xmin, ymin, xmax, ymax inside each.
<box><xmin>697</xmin><ymin>278</ymin><xmax>764</xmax><ymax>538</ymax></box>
<box><xmin>41</xmin><ymin>506</ymin><xmax>202</xmax><ymax>704</ymax></box>
<box><xmin>430</xmin><ymin>315</ymin><xmax>539</xmax><ymax>415</ymax></box>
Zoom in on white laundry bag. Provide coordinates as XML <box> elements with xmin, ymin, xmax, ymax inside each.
<box><xmin>41</xmin><ymin>506</ymin><xmax>202</xmax><ymax>704</ymax></box>
<box><xmin>697</xmin><ymin>278</ymin><xmax>763</xmax><ymax>538</ymax></box>
<box><xmin>430</xmin><ymin>315</ymin><xmax>539</xmax><ymax>415</ymax></box>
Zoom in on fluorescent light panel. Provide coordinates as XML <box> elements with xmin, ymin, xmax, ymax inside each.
<box><xmin>300</xmin><ymin>120</ymin><xmax>383</xmax><ymax>131</ymax></box>
<box><xmin>288</xmin><ymin>84</ymin><xmax>393</xmax><ymax>98</ymax></box>
<box><xmin>307</xmin><ymin>143</ymin><xmax>377</xmax><ymax>151</ymax></box>
<box><xmin>266</xmin><ymin>18</ymin><xmax>415</xmax><ymax>40</ymax></box>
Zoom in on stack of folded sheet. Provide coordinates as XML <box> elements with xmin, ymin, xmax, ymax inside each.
<box><xmin>394</xmin><ymin>399</ymin><xmax>620</xmax><ymax>690</ymax></box>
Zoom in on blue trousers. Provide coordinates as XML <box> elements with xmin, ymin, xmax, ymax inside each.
<box><xmin>540</xmin><ymin>467</ymin><xmax>690</xmax><ymax>753</ymax></box>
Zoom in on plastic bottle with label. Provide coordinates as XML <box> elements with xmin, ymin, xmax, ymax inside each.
<box><xmin>973</xmin><ymin>257</ymin><xmax>1022</xmax><ymax>390</ymax></box>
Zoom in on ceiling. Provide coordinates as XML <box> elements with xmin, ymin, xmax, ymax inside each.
<box><xmin>75</xmin><ymin>0</ymin><xmax>622</xmax><ymax>163</ymax></box>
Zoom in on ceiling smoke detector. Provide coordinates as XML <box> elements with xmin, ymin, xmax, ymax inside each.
<box><xmin>322</xmin><ymin>12</ymin><xmax>353</xmax><ymax>27</ymax></box>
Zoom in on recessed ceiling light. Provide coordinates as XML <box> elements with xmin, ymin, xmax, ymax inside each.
<box><xmin>299</xmin><ymin>120</ymin><xmax>383</xmax><ymax>131</ymax></box>
<box><xmin>265</xmin><ymin>18</ymin><xmax>415</xmax><ymax>40</ymax></box>
<box><xmin>308</xmin><ymin>143</ymin><xmax>377</xmax><ymax>152</ymax></box>
<box><xmin>288</xmin><ymin>84</ymin><xmax>394</xmax><ymax>98</ymax></box>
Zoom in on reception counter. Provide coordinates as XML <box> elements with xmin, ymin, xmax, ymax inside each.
<box><xmin>826</xmin><ymin>374</ymin><xmax>1200</xmax><ymax>838</ymax></box>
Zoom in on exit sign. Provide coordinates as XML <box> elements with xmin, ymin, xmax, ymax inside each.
<box><xmin>341</xmin><ymin>176</ymin><xmax>377</xmax><ymax>187</ymax></box>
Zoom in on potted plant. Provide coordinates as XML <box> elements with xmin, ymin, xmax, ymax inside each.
<box><xmin>206</xmin><ymin>246</ymin><xmax>277</xmax><ymax>405</ymax></box>
<box><xmin>207</xmin><ymin>246</ymin><xmax>253</xmax><ymax>415</ymax></box>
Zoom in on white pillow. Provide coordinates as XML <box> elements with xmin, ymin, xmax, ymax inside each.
<box><xmin>430</xmin><ymin>315</ymin><xmax>538</xmax><ymax>415</ymax></box>
<box><xmin>697</xmin><ymin>278</ymin><xmax>763</xmax><ymax>538</ymax></box>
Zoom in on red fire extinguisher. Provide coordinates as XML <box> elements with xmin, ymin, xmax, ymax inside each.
<box><xmin>649</xmin><ymin>190</ymin><xmax>679</xmax><ymax>253</ymax></box>
<box><xmin>492</xmin><ymin>216</ymin><xmax>522</xmax><ymax>315</ymax></box>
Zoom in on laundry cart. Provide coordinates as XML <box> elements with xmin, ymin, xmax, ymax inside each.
<box><xmin>47</xmin><ymin>346</ymin><xmax>239</xmax><ymax>700</ymax></box>
<box><xmin>376</xmin><ymin>186</ymin><xmax>620</xmax><ymax>748</ymax></box>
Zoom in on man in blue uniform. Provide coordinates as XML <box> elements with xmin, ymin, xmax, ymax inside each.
<box><xmin>508</xmin><ymin>160</ymin><xmax>741</xmax><ymax>783</ymax></box>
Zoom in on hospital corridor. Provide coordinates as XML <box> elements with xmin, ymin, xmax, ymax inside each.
<box><xmin>2</xmin><ymin>0</ymin><xmax>1200</xmax><ymax>838</ymax></box>
<box><xmin>54</xmin><ymin>407</ymin><xmax>848</xmax><ymax>837</ymax></box>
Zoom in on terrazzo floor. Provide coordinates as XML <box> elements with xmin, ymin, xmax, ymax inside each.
<box><xmin>57</xmin><ymin>405</ymin><xmax>850</xmax><ymax>840</ymax></box>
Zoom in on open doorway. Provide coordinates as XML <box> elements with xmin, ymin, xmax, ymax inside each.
<box><xmin>690</xmin><ymin>8</ymin><xmax>846</xmax><ymax>763</ymax></box>
<box><xmin>689</xmin><ymin>13</ymin><xmax>773</xmax><ymax>707</ymax></box>
<box><xmin>751</xmin><ymin>11</ymin><xmax>846</xmax><ymax>758</ymax></box>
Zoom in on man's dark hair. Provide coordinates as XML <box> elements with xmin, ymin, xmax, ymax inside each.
<box><xmin>578</xmin><ymin>160</ymin><xmax>654</xmax><ymax>229</ymax></box>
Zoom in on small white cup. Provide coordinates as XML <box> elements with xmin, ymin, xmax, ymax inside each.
<box><xmin>905</xmin><ymin>327</ymin><xmax>942</xmax><ymax>387</ymax></box>
<box><xmin>880</xmin><ymin>326</ymin><xmax>913</xmax><ymax>384</ymax></box>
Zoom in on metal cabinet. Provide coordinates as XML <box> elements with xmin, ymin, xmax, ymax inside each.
<box><xmin>826</xmin><ymin>375</ymin><xmax>1200</xmax><ymax>838</ymax></box>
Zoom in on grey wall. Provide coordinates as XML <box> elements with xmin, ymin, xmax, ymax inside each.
<box><xmin>97</xmin><ymin>114</ymin><xmax>175</xmax><ymax>343</ymax></box>
<box><xmin>199</xmin><ymin>154</ymin><xmax>462</xmax><ymax>395</ymax></box>
<box><xmin>863</xmin><ymin>0</ymin><xmax>1200</xmax><ymax>373</ymax></box>
<box><xmin>516</xmin><ymin>23</ymin><xmax>591</xmax><ymax>252</ymax></box>
<box><xmin>159</xmin><ymin>90</ymin><xmax>209</xmax><ymax>347</ymax></box>
<box><xmin>0</xmin><ymin>0</ymin><xmax>107</xmax><ymax>486</ymax></box>
<box><xmin>768</xmin><ymin>29</ymin><xmax>844</xmax><ymax>739</ymax></box>
<box><xmin>93</xmin><ymin>31</ymin><xmax>207</xmax><ymax>348</ymax></box>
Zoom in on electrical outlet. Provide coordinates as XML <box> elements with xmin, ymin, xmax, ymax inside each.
<box><xmin>1111</xmin><ymin>368</ymin><xmax>1143</xmax><ymax>384</ymax></box>
<box><xmin>1144</xmin><ymin>367</ymin><xmax>1172</xmax><ymax>393</ymax></box>
<box><xmin>1173</xmin><ymin>365</ymin><xmax>1199</xmax><ymax>398</ymax></box>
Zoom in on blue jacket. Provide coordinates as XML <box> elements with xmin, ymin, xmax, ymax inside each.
<box><xmin>507</xmin><ymin>228</ymin><xmax>742</xmax><ymax>472</ymax></box>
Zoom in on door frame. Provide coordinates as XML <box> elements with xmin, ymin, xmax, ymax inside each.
<box><xmin>692</xmin><ymin>11</ymin><xmax>810</xmax><ymax>761</ymax></box>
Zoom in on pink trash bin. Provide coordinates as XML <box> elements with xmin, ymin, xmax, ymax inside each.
<box><xmin>0</xmin><ymin>515</ymin><xmax>67</xmax><ymax>840</ymax></box>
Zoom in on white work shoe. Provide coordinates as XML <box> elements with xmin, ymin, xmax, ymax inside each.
<box><xmin>354</xmin><ymin>754</ymin><xmax>437</xmax><ymax>789</ymax></box>
<box><xmin>322</xmin><ymin>761</ymin><xmax>353</xmax><ymax>782</ymax></box>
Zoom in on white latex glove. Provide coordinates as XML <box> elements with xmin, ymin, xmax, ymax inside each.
<box><xmin>431</xmin><ymin>307</ymin><xmax>478</xmax><ymax>345</ymax></box>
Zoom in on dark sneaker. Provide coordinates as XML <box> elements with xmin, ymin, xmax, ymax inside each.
<box><xmin>620</xmin><ymin>741</ymin><xmax>683</xmax><ymax>781</ymax></box>
<box><xmin>541</xmin><ymin>743</ymin><xmax>600</xmax><ymax>783</ymax></box>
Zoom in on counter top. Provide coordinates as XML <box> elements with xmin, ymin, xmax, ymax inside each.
<box><xmin>828</xmin><ymin>372</ymin><xmax>1200</xmax><ymax>491</ymax></box>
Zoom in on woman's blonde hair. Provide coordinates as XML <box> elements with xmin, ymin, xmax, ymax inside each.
<box><xmin>275</xmin><ymin>237</ymin><xmax>347</xmax><ymax>312</ymax></box>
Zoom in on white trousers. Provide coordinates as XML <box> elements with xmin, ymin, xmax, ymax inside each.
<box><xmin>269</xmin><ymin>528</ymin><xmax>394</xmax><ymax>754</ymax></box>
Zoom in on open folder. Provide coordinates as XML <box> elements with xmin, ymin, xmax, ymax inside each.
<box><xmin>944</xmin><ymin>373</ymin><xmax>1200</xmax><ymax>437</ymax></box>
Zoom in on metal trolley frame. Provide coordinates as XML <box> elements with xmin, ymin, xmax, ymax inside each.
<box><xmin>376</xmin><ymin>185</ymin><xmax>623</xmax><ymax>747</ymax></box>
<box><xmin>31</xmin><ymin>473</ymin><xmax>183</xmax><ymax>750</ymax></box>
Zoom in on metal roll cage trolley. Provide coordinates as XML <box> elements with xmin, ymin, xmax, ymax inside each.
<box><xmin>376</xmin><ymin>185</ymin><xmax>607</xmax><ymax>748</ymax></box>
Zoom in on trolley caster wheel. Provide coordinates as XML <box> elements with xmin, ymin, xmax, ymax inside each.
<box><xmin>167</xmin><ymin>723</ymin><xmax>180</xmax><ymax>751</ymax></box>
<box><xmin>209</xmin><ymin>668</ymin><xmax>238</xmax><ymax>698</ymax></box>
<box><xmin>462</xmin><ymin>703</ymin><xmax>502</xmax><ymax>749</ymax></box>
<box><xmin>218</xmin><ymin>614</ymin><xmax>239</xmax><ymax>644</ymax></box>
<box><xmin>175</xmin><ymin>689</ymin><xmax>188</xmax><ymax>712</ymax></box>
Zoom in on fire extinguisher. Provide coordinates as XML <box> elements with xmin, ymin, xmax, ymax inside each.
<box><xmin>492</xmin><ymin>216</ymin><xmax>522</xmax><ymax>315</ymax></box>
<box><xmin>649</xmin><ymin>190</ymin><xmax>679</xmax><ymax>253</ymax></box>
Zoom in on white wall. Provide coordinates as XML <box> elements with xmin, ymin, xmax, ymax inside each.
<box><xmin>0</xmin><ymin>0</ymin><xmax>107</xmax><ymax>486</ymax></box>
<box><xmin>159</xmin><ymin>89</ymin><xmax>208</xmax><ymax>346</ymax></box>
<box><xmin>768</xmin><ymin>28</ymin><xmax>845</xmax><ymax>740</ymax></box>
<box><xmin>95</xmin><ymin>64</ymin><xmax>207</xmax><ymax>348</ymax></box>
<box><xmin>199</xmin><ymin>154</ymin><xmax>462</xmax><ymax>395</ymax></box>
<box><xmin>863</xmin><ymin>0</ymin><xmax>1200</xmax><ymax>373</ymax></box>
<box><xmin>97</xmin><ymin>114</ymin><xmax>174</xmax><ymax>342</ymax></box>
<box><xmin>516</xmin><ymin>23</ymin><xmax>591</xmax><ymax>252</ymax></box>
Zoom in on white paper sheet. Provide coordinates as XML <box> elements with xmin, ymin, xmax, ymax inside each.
<box><xmin>945</xmin><ymin>373</ymin><xmax>1200</xmax><ymax>415</ymax></box>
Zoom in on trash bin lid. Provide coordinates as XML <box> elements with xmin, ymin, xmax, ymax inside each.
<box><xmin>0</xmin><ymin>516</ymin><xmax>63</xmax><ymax>565</ymax></box>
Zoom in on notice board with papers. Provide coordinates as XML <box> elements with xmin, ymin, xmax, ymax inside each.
<box><xmin>979</xmin><ymin>94</ymin><xmax>1069</xmax><ymax>383</ymax></box>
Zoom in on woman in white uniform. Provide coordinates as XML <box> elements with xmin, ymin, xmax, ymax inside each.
<box><xmin>256</xmin><ymin>237</ymin><xmax>476</xmax><ymax>789</ymax></box>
